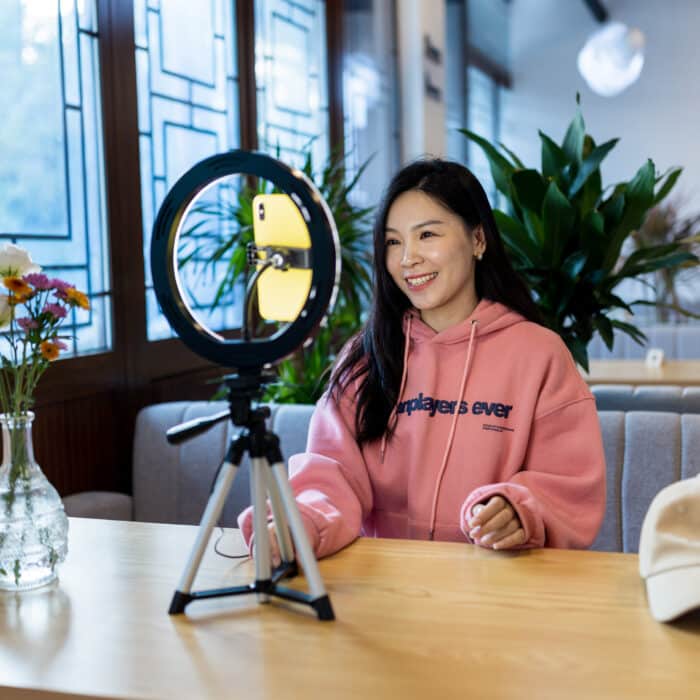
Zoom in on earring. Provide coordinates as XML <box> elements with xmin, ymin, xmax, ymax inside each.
<box><xmin>476</xmin><ymin>251</ymin><xmax>484</xmax><ymax>261</ymax></box>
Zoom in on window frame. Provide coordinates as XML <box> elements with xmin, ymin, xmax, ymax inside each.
<box><xmin>35</xmin><ymin>0</ymin><xmax>346</xmax><ymax>407</ymax></box>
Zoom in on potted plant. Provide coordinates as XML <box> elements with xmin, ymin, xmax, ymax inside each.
<box><xmin>461</xmin><ymin>99</ymin><xmax>699</xmax><ymax>370</ymax></box>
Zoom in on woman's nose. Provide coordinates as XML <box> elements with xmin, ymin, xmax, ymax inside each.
<box><xmin>401</xmin><ymin>243</ymin><xmax>421</xmax><ymax>267</ymax></box>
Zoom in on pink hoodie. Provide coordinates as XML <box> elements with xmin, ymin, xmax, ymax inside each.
<box><xmin>239</xmin><ymin>299</ymin><xmax>606</xmax><ymax>558</ymax></box>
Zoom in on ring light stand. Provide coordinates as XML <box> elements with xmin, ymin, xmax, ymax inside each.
<box><xmin>151</xmin><ymin>151</ymin><xmax>340</xmax><ymax>621</ymax></box>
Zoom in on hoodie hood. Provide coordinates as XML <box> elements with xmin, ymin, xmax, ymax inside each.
<box><xmin>404</xmin><ymin>298</ymin><xmax>527</xmax><ymax>345</ymax></box>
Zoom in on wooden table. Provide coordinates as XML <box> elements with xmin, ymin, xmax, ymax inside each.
<box><xmin>1</xmin><ymin>518</ymin><xmax>699</xmax><ymax>700</ymax></box>
<box><xmin>583</xmin><ymin>359</ymin><xmax>700</xmax><ymax>385</ymax></box>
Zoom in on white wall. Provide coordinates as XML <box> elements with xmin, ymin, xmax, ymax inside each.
<box><xmin>502</xmin><ymin>0</ymin><xmax>700</xmax><ymax>215</ymax></box>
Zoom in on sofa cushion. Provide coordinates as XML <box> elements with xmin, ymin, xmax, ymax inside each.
<box><xmin>592</xmin><ymin>385</ymin><xmax>700</xmax><ymax>413</ymax></box>
<box><xmin>62</xmin><ymin>490</ymin><xmax>133</xmax><ymax>520</ymax></box>
<box><xmin>592</xmin><ymin>411</ymin><xmax>700</xmax><ymax>553</ymax></box>
<box><xmin>131</xmin><ymin>401</ymin><xmax>315</xmax><ymax>526</ymax></box>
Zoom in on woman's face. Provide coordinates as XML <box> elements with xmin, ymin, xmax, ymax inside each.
<box><xmin>384</xmin><ymin>189</ymin><xmax>485</xmax><ymax>332</ymax></box>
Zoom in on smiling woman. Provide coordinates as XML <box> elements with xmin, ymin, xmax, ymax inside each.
<box><xmin>237</xmin><ymin>158</ymin><xmax>608</xmax><ymax>564</ymax></box>
<box><xmin>384</xmin><ymin>190</ymin><xmax>485</xmax><ymax>332</ymax></box>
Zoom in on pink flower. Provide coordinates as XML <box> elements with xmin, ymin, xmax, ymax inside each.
<box><xmin>23</xmin><ymin>273</ymin><xmax>52</xmax><ymax>290</ymax></box>
<box><xmin>17</xmin><ymin>317</ymin><xmax>39</xmax><ymax>332</ymax></box>
<box><xmin>43</xmin><ymin>303</ymin><xmax>68</xmax><ymax>319</ymax></box>
<box><xmin>53</xmin><ymin>338</ymin><xmax>68</xmax><ymax>350</ymax></box>
<box><xmin>50</xmin><ymin>278</ymin><xmax>71</xmax><ymax>294</ymax></box>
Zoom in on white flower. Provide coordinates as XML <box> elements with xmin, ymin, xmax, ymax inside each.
<box><xmin>0</xmin><ymin>243</ymin><xmax>41</xmax><ymax>277</ymax></box>
<box><xmin>0</xmin><ymin>294</ymin><xmax>11</xmax><ymax>329</ymax></box>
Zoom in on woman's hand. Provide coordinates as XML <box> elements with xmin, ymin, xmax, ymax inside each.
<box><xmin>467</xmin><ymin>496</ymin><xmax>526</xmax><ymax>550</ymax></box>
<box><xmin>251</xmin><ymin>522</ymin><xmax>284</xmax><ymax>567</ymax></box>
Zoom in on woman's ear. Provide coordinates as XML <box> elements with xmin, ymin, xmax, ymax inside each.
<box><xmin>473</xmin><ymin>225</ymin><xmax>486</xmax><ymax>257</ymax></box>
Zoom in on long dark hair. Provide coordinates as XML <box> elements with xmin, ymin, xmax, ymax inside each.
<box><xmin>328</xmin><ymin>159</ymin><xmax>542</xmax><ymax>446</ymax></box>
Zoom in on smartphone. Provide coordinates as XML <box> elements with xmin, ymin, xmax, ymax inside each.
<box><xmin>252</xmin><ymin>193</ymin><xmax>312</xmax><ymax>322</ymax></box>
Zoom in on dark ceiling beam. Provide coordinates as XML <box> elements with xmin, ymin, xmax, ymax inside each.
<box><xmin>583</xmin><ymin>0</ymin><xmax>609</xmax><ymax>23</ymax></box>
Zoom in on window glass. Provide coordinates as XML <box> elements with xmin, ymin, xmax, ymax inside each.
<box><xmin>254</xmin><ymin>0</ymin><xmax>329</xmax><ymax>170</ymax></box>
<box><xmin>466</xmin><ymin>65</ymin><xmax>499</xmax><ymax>205</ymax></box>
<box><xmin>445</xmin><ymin>0</ymin><xmax>466</xmax><ymax>163</ymax></box>
<box><xmin>135</xmin><ymin>0</ymin><xmax>241</xmax><ymax>340</ymax></box>
<box><xmin>0</xmin><ymin>0</ymin><xmax>110</xmax><ymax>356</ymax></box>
<box><xmin>342</xmin><ymin>0</ymin><xmax>399</xmax><ymax>208</ymax></box>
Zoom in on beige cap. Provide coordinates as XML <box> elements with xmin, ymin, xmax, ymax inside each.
<box><xmin>639</xmin><ymin>475</ymin><xmax>700</xmax><ymax>622</ymax></box>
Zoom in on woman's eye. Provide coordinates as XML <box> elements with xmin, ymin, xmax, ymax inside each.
<box><xmin>420</xmin><ymin>230</ymin><xmax>436</xmax><ymax>239</ymax></box>
<box><xmin>385</xmin><ymin>238</ymin><xmax>400</xmax><ymax>247</ymax></box>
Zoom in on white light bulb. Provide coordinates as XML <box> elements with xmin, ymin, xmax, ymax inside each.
<box><xmin>578</xmin><ymin>22</ymin><xmax>645</xmax><ymax>98</ymax></box>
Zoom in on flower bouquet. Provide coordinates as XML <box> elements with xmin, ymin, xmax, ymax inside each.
<box><xmin>0</xmin><ymin>243</ymin><xmax>90</xmax><ymax>590</ymax></box>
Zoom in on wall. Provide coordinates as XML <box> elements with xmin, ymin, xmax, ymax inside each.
<box><xmin>396</xmin><ymin>0</ymin><xmax>447</xmax><ymax>161</ymax></box>
<box><xmin>502</xmin><ymin>0</ymin><xmax>700</xmax><ymax>216</ymax></box>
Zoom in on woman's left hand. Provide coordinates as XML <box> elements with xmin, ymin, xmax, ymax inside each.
<box><xmin>468</xmin><ymin>495</ymin><xmax>526</xmax><ymax>550</ymax></box>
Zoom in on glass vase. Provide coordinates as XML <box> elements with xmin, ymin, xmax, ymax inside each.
<box><xmin>0</xmin><ymin>412</ymin><xmax>69</xmax><ymax>591</ymax></box>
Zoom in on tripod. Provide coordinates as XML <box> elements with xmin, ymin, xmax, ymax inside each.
<box><xmin>167</xmin><ymin>371</ymin><xmax>334</xmax><ymax>621</ymax></box>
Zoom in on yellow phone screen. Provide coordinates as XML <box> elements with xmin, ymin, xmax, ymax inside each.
<box><xmin>252</xmin><ymin>194</ymin><xmax>312</xmax><ymax>322</ymax></box>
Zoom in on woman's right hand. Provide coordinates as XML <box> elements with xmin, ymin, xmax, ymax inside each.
<box><xmin>267</xmin><ymin>522</ymin><xmax>282</xmax><ymax>567</ymax></box>
<box><xmin>251</xmin><ymin>522</ymin><xmax>284</xmax><ymax>567</ymax></box>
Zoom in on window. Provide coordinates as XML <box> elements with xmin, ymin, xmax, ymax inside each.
<box><xmin>254</xmin><ymin>0</ymin><xmax>330</xmax><ymax>170</ymax></box>
<box><xmin>0</xmin><ymin>0</ymin><xmax>110</xmax><ymax>355</ymax></box>
<box><xmin>342</xmin><ymin>0</ymin><xmax>400</xmax><ymax>208</ymax></box>
<box><xmin>134</xmin><ymin>0</ymin><xmax>241</xmax><ymax>340</ymax></box>
<box><xmin>444</xmin><ymin>0</ymin><xmax>511</xmax><ymax>206</ymax></box>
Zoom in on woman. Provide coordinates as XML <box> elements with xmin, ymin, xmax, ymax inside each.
<box><xmin>239</xmin><ymin>159</ymin><xmax>606</xmax><ymax>560</ymax></box>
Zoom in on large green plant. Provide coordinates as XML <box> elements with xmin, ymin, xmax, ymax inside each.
<box><xmin>179</xmin><ymin>150</ymin><xmax>374</xmax><ymax>403</ymax></box>
<box><xmin>461</xmin><ymin>101</ymin><xmax>699</xmax><ymax>370</ymax></box>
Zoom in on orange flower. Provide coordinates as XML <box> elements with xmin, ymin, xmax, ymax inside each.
<box><xmin>3</xmin><ymin>276</ymin><xmax>32</xmax><ymax>296</ymax></box>
<box><xmin>65</xmin><ymin>287</ymin><xmax>90</xmax><ymax>310</ymax></box>
<box><xmin>40</xmin><ymin>340</ymin><xmax>61</xmax><ymax>362</ymax></box>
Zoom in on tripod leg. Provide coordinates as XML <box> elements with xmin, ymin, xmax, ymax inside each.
<box><xmin>261</xmin><ymin>458</ymin><xmax>295</xmax><ymax>564</ymax></box>
<box><xmin>169</xmin><ymin>456</ymin><xmax>239</xmax><ymax>614</ymax></box>
<box><xmin>270</xmin><ymin>461</ymin><xmax>334</xmax><ymax>619</ymax></box>
<box><xmin>250</xmin><ymin>453</ymin><xmax>272</xmax><ymax>603</ymax></box>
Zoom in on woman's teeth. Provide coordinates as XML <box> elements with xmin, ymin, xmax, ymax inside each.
<box><xmin>406</xmin><ymin>273</ymin><xmax>437</xmax><ymax>288</ymax></box>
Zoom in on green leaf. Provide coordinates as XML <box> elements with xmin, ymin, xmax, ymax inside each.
<box><xmin>566</xmin><ymin>336</ymin><xmax>589</xmax><ymax>372</ymax></box>
<box><xmin>610</xmin><ymin>320</ymin><xmax>647</xmax><ymax>346</ymax></box>
<box><xmin>568</xmin><ymin>138</ymin><xmax>618</xmax><ymax>197</ymax></box>
<box><xmin>600</xmin><ymin>193</ymin><xmax>625</xmax><ymax>231</ymax></box>
<box><xmin>652</xmin><ymin>166</ymin><xmax>682</xmax><ymax>206</ymax></box>
<box><xmin>594</xmin><ymin>315</ymin><xmax>615</xmax><ymax>351</ymax></box>
<box><xmin>561</xmin><ymin>109</ymin><xmax>585</xmax><ymax>165</ymax></box>
<box><xmin>498</xmin><ymin>142</ymin><xmax>526</xmax><ymax>169</ymax></box>
<box><xmin>539</xmin><ymin>131</ymin><xmax>568</xmax><ymax>181</ymax></box>
<box><xmin>511</xmin><ymin>169</ymin><xmax>548</xmax><ymax>215</ymax></box>
<box><xmin>541</xmin><ymin>181</ymin><xmax>576</xmax><ymax>265</ymax></box>
<box><xmin>459</xmin><ymin>128</ymin><xmax>514</xmax><ymax>196</ymax></box>
<box><xmin>561</xmin><ymin>251</ymin><xmax>587</xmax><ymax>280</ymax></box>
<box><xmin>602</xmin><ymin>160</ymin><xmax>656</xmax><ymax>273</ymax></box>
<box><xmin>493</xmin><ymin>210</ymin><xmax>541</xmax><ymax>266</ymax></box>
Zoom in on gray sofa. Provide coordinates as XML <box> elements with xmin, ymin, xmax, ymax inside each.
<box><xmin>587</xmin><ymin>323</ymin><xmax>700</xmax><ymax>360</ymax></box>
<box><xmin>591</xmin><ymin>384</ymin><xmax>700</xmax><ymax>413</ymax></box>
<box><xmin>63</xmin><ymin>402</ymin><xmax>700</xmax><ymax>554</ymax></box>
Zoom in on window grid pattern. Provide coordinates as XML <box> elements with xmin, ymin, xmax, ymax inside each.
<box><xmin>342</xmin><ymin>0</ymin><xmax>400</xmax><ymax>209</ymax></box>
<box><xmin>254</xmin><ymin>0</ymin><xmax>330</xmax><ymax>171</ymax></box>
<box><xmin>135</xmin><ymin>0</ymin><xmax>241</xmax><ymax>341</ymax></box>
<box><xmin>0</xmin><ymin>0</ymin><xmax>110</xmax><ymax>357</ymax></box>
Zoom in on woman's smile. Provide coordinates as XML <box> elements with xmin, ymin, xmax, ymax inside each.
<box><xmin>405</xmin><ymin>272</ymin><xmax>438</xmax><ymax>290</ymax></box>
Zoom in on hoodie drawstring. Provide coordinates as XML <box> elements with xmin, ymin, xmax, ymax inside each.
<box><xmin>428</xmin><ymin>319</ymin><xmax>478</xmax><ymax>540</ymax></box>
<box><xmin>380</xmin><ymin>315</ymin><xmax>412</xmax><ymax>463</ymax></box>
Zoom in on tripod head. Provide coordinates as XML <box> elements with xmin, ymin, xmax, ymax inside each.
<box><xmin>165</xmin><ymin>367</ymin><xmax>278</xmax><ymax>445</ymax></box>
